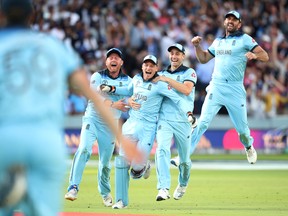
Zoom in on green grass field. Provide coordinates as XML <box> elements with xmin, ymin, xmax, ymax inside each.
<box><xmin>63</xmin><ymin>155</ymin><xmax>288</xmax><ymax>216</ymax></box>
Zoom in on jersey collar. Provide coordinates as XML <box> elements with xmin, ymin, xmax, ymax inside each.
<box><xmin>166</xmin><ymin>64</ymin><xmax>188</xmax><ymax>74</ymax></box>
<box><xmin>141</xmin><ymin>72</ymin><xmax>159</xmax><ymax>82</ymax></box>
<box><xmin>105</xmin><ymin>69</ymin><xmax>124</xmax><ymax>79</ymax></box>
<box><xmin>222</xmin><ymin>30</ymin><xmax>244</xmax><ymax>39</ymax></box>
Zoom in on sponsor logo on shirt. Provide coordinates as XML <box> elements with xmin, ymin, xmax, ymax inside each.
<box><xmin>216</xmin><ymin>50</ymin><xmax>232</xmax><ymax>55</ymax></box>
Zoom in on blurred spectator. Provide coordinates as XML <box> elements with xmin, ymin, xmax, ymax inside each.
<box><xmin>260</xmin><ymin>74</ymin><xmax>288</xmax><ymax>117</ymax></box>
<box><xmin>194</xmin><ymin>34</ymin><xmax>215</xmax><ymax>114</ymax></box>
<box><xmin>30</xmin><ymin>0</ymin><xmax>288</xmax><ymax>116</ymax></box>
<box><xmin>263</xmin><ymin>127</ymin><xmax>288</xmax><ymax>153</ymax></box>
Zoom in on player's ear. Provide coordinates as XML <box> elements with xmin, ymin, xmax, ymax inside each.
<box><xmin>237</xmin><ymin>22</ymin><xmax>242</xmax><ymax>30</ymax></box>
<box><xmin>0</xmin><ymin>11</ymin><xmax>7</xmax><ymax>27</ymax></box>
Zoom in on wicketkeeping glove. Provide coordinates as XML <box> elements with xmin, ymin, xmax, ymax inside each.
<box><xmin>187</xmin><ymin>112</ymin><xmax>197</xmax><ymax>129</ymax></box>
<box><xmin>99</xmin><ymin>84</ymin><xmax>116</xmax><ymax>93</ymax></box>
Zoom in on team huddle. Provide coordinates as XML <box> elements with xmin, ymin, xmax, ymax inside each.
<box><xmin>64</xmin><ymin>9</ymin><xmax>269</xmax><ymax>210</ymax></box>
<box><xmin>0</xmin><ymin>0</ymin><xmax>269</xmax><ymax>215</ymax></box>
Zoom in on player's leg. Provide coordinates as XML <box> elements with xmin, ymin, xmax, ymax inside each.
<box><xmin>171</xmin><ymin>86</ymin><xmax>222</xmax><ymax>167</ymax></box>
<box><xmin>172</xmin><ymin>122</ymin><xmax>191</xmax><ymax>200</ymax></box>
<box><xmin>24</xmin><ymin>129</ymin><xmax>66</xmax><ymax>216</ymax></box>
<box><xmin>65</xmin><ymin>117</ymin><xmax>97</xmax><ymax>200</ymax></box>
<box><xmin>112</xmin><ymin>156</ymin><xmax>130</xmax><ymax>209</ymax></box>
<box><xmin>155</xmin><ymin>120</ymin><xmax>173</xmax><ymax>201</ymax></box>
<box><xmin>0</xmin><ymin>165</ymin><xmax>26</xmax><ymax>216</ymax></box>
<box><xmin>0</xmin><ymin>125</ymin><xmax>66</xmax><ymax>216</ymax></box>
<box><xmin>130</xmin><ymin>121</ymin><xmax>156</xmax><ymax>179</ymax></box>
<box><xmin>190</xmin><ymin>88</ymin><xmax>222</xmax><ymax>155</ymax></box>
<box><xmin>225</xmin><ymin>86</ymin><xmax>256</xmax><ymax>163</ymax></box>
<box><xmin>112</xmin><ymin>119</ymin><xmax>136</xmax><ymax>209</ymax></box>
<box><xmin>97</xmin><ymin>124</ymin><xmax>115</xmax><ymax>206</ymax></box>
<box><xmin>0</xmin><ymin>127</ymin><xmax>28</xmax><ymax>215</ymax></box>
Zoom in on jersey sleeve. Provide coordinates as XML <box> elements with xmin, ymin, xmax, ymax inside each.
<box><xmin>158</xmin><ymin>81</ymin><xmax>191</xmax><ymax>114</ymax></box>
<box><xmin>243</xmin><ymin>33</ymin><xmax>259</xmax><ymax>51</ymax></box>
<box><xmin>183</xmin><ymin>68</ymin><xmax>197</xmax><ymax>85</ymax></box>
<box><xmin>208</xmin><ymin>38</ymin><xmax>218</xmax><ymax>57</ymax></box>
<box><xmin>114</xmin><ymin>78</ymin><xmax>133</xmax><ymax>96</ymax></box>
<box><xmin>90</xmin><ymin>72</ymin><xmax>102</xmax><ymax>91</ymax></box>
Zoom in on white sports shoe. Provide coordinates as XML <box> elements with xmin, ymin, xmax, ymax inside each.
<box><xmin>103</xmin><ymin>193</ymin><xmax>113</xmax><ymax>207</ymax></box>
<box><xmin>156</xmin><ymin>189</ymin><xmax>170</xmax><ymax>201</ymax></box>
<box><xmin>170</xmin><ymin>156</ymin><xmax>180</xmax><ymax>168</ymax></box>
<box><xmin>245</xmin><ymin>145</ymin><xmax>257</xmax><ymax>164</ymax></box>
<box><xmin>112</xmin><ymin>200</ymin><xmax>126</xmax><ymax>209</ymax></box>
<box><xmin>173</xmin><ymin>185</ymin><xmax>187</xmax><ymax>200</ymax></box>
<box><xmin>64</xmin><ymin>185</ymin><xmax>78</xmax><ymax>201</ymax></box>
<box><xmin>143</xmin><ymin>161</ymin><xmax>151</xmax><ymax>179</ymax></box>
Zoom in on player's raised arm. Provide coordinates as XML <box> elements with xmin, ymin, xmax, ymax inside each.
<box><xmin>246</xmin><ymin>45</ymin><xmax>269</xmax><ymax>62</ymax></box>
<box><xmin>191</xmin><ymin>36</ymin><xmax>214</xmax><ymax>64</ymax></box>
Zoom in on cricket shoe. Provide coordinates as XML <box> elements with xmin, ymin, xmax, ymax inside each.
<box><xmin>245</xmin><ymin>145</ymin><xmax>257</xmax><ymax>164</ymax></box>
<box><xmin>112</xmin><ymin>200</ymin><xmax>126</xmax><ymax>209</ymax></box>
<box><xmin>143</xmin><ymin>160</ymin><xmax>151</xmax><ymax>179</ymax></box>
<box><xmin>156</xmin><ymin>189</ymin><xmax>170</xmax><ymax>201</ymax></box>
<box><xmin>65</xmin><ymin>185</ymin><xmax>78</xmax><ymax>201</ymax></box>
<box><xmin>0</xmin><ymin>165</ymin><xmax>27</xmax><ymax>208</ymax></box>
<box><xmin>103</xmin><ymin>193</ymin><xmax>113</xmax><ymax>207</ymax></box>
<box><xmin>173</xmin><ymin>185</ymin><xmax>187</xmax><ymax>200</ymax></box>
<box><xmin>170</xmin><ymin>156</ymin><xmax>180</xmax><ymax>168</ymax></box>
<box><xmin>130</xmin><ymin>161</ymin><xmax>151</xmax><ymax>179</ymax></box>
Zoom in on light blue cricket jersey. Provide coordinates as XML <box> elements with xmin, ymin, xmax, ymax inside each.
<box><xmin>85</xmin><ymin>69</ymin><xmax>131</xmax><ymax>121</ymax></box>
<box><xmin>117</xmin><ymin>73</ymin><xmax>192</xmax><ymax>123</ymax></box>
<box><xmin>208</xmin><ymin>31</ymin><xmax>258</xmax><ymax>82</ymax></box>
<box><xmin>0</xmin><ymin>28</ymin><xmax>82</xmax><ymax>128</ymax></box>
<box><xmin>158</xmin><ymin>65</ymin><xmax>197</xmax><ymax>122</ymax></box>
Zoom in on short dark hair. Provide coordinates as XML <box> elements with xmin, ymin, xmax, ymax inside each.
<box><xmin>0</xmin><ymin>0</ymin><xmax>33</xmax><ymax>26</ymax></box>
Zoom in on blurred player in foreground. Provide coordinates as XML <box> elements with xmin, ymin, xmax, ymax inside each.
<box><xmin>0</xmin><ymin>0</ymin><xmax>141</xmax><ymax>215</ymax></box>
<box><xmin>100</xmin><ymin>55</ymin><xmax>194</xmax><ymax>208</ymax></box>
<box><xmin>171</xmin><ymin>11</ymin><xmax>268</xmax><ymax>166</ymax></box>
<box><xmin>65</xmin><ymin>48</ymin><xmax>131</xmax><ymax>207</ymax></box>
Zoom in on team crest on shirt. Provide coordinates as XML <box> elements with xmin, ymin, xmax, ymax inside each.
<box><xmin>232</xmin><ymin>40</ymin><xmax>236</xmax><ymax>46</ymax></box>
<box><xmin>148</xmin><ymin>84</ymin><xmax>152</xmax><ymax>90</ymax></box>
<box><xmin>135</xmin><ymin>80</ymin><xmax>141</xmax><ymax>87</ymax></box>
<box><xmin>218</xmin><ymin>40</ymin><xmax>222</xmax><ymax>46</ymax></box>
<box><xmin>102</xmin><ymin>80</ymin><xmax>108</xmax><ymax>85</ymax></box>
<box><xmin>119</xmin><ymin>82</ymin><xmax>123</xmax><ymax>87</ymax></box>
<box><xmin>209</xmin><ymin>93</ymin><xmax>213</xmax><ymax>100</ymax></box>
<box><xmin>176</xmin><ymin>76</ymin><xmax>180</xmax><ymax>81</ymax></box>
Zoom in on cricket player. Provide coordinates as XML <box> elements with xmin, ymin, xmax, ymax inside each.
<box><xmin>154</xmin><ymin>43</ymin><xmax>197</xmax><ymax>201</ymax></box>
<box><xmin>65</xmin><ymin>48</ymin><xmax>131</xmax><ymax>207</ymax></box>
<box><xmin>100</xmin><ymin>55</ymin><xmax>194</xmax><ymax>208</ymax></box>
<box><xmin>0</xmin><ymin>1</ymin><xmax>142</xmax><ymax>215</ymax></box>
<box><xmin>188</xmin><ymin>10</ymin><xmax>269</xmax><ymax>164</ymax></box>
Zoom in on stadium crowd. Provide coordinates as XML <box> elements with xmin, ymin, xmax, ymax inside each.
<box><xmin>31</xmin><ymin>0</ymin><xmax>288</xmax><ymax>118</ymax></box>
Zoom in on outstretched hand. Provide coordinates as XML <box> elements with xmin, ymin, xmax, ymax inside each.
<box><xmin>245</xmin><ymin>51</ymin><xmax>257</xmax><ymax>60</ymax></box>
<box><xmin>187</xmin><ymin>112</ymin><xmax>198</xmax><ymax>129</ymax></box>
<box><xmin>113</xmin><ymin>98</ymin><xmax>130</xmax><ymax>112</ymax></box>
<box><xmin>99</xmin><ymin>84</ymin><xmax>115</xmax><ymax>93</ymax></box>
<box><xmin>191</xmin><ymin>36</ymin><xmax>202</xmax><ymax>47</ymax></box>
<box><xmin>119</xmin><ymin>136</ymin><xmax>144</xmax><ymax>163</ymax></box>
<box><xmin>128</xmin><ymin>97</ymin><xmax>141</xmax><ymax>110</ymax></box>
